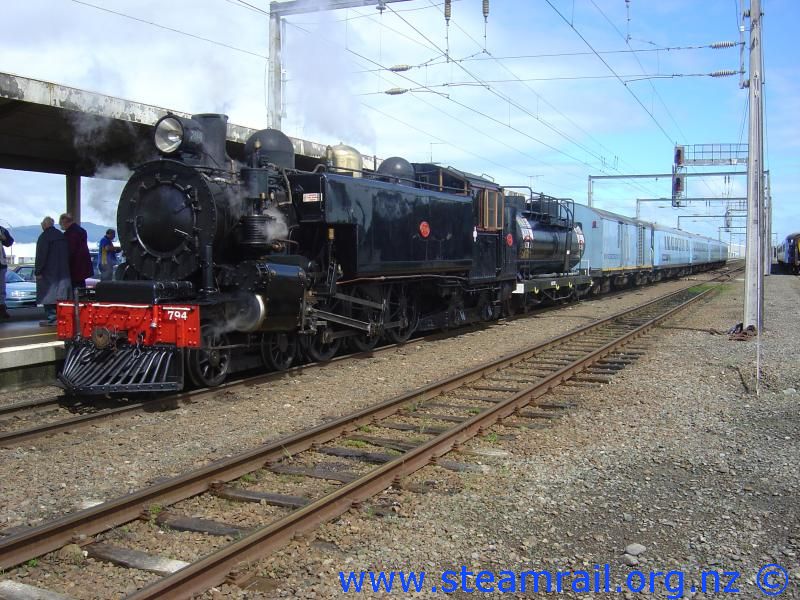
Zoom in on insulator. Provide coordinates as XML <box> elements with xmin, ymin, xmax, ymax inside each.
<box><xmin>710</xmin><ymin>69</ymin><xmax>737</xmax><ymax>77</ymax></box>
<box><xmin>385</xmin><ymin>87</ymin><xmax>409</xmax><ymax>95</ymax></box>
<box><xmin>482</xmin><ymin>0</ymin><xmax>489</xmax><ymax>19</ymax></box>
<box><xmin>710</xmin><ymin>40</ymin><xmax>737</xmax><ymax>49</ymax></box>
<box><xmin>444</xmin><ymin>0</ymin><xmax>451</xmax><ymax>22</ymax></box>
<box><xmin>388</xmin><ymin>64</ymin><xmax>411</xmax><ymax>72</ymax></box>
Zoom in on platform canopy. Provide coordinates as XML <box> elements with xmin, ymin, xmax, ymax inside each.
<box><xmin>0</xmin><ymin>71</ymin><xmax>345</xmax><ymax>178</ymax></box>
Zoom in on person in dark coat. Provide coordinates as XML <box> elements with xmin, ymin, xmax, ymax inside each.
<box><xmin>59</xmin><ymin>213</ymin><xmax>94</xmax><ymax>287</ymax></box>
<box><xmin>35</xmin><ymin>216</ymin><xmax>72</xmax><ymax>326</ymax></box>
<box><xmin>0</xmin><ymin>224</ymin><xmax>13</xmax><ymax>320</ymax></box>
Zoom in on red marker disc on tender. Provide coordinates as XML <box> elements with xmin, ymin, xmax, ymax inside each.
<box><xmin>506</xmin><ymin>233</ymin><xmax>514</xmax><ymax>247</ymax></box>
<box><xmin>419</xmin><ymin>221</ymin><xmax>431</xmax><ymax>238</ymax></box>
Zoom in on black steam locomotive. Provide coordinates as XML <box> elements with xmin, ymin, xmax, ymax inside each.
<box><xmin>57</xmin><ymin>113</ymin><xmax>585</xmax><ymax>395</ymax></box>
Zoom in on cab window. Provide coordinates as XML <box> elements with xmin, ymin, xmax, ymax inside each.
<box><xmin>479</xmin><ymin>189</ymin><xmax>504</xmax><ymax>231</ymax></box>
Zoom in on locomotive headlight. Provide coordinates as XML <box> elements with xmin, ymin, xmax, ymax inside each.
<box><xmin>154</xmin><ymin>116</ymin><xmax>184</xmax><ymax>154</ymax></box>
<box><xmin>154</xmin><ymin>115</ymin><xmax>205</xmax><ymax>156</ymax></box>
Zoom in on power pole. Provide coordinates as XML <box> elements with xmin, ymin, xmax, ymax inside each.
<box><xmin>267</xmin><ymin>10</ymin><xmax>282</xmax><ymax>129</ymax></box>
<box><xmin>743</xmin><ymin>0</ymin><xmax>764</xmax><ymax>330</ymax></box>
<box><xmin>267</xmin><ymin>0</ymin><xmax>416</xmax><ymax>130</ymax></box>
<box><xmin>763</xmin><ymin>170</ymin><xmax>772</xmax><ymax>277</ymax></box>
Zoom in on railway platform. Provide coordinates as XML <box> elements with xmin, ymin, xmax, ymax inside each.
<box><xmin>0</xmin><ymin>307</ymin><xmax>62</xmax><ymax>391</ymax></box>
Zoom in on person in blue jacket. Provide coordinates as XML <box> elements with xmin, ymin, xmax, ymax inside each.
<box><xmin>98</xmin><ymin>228</ymin><xmax>119</xmax><ymax>281</ymax></box>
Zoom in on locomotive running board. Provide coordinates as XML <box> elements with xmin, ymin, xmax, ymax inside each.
<box><xmin>59</xmin><ymin>342</ymin><xmax>184</xmax><ymax>395</ymax></box>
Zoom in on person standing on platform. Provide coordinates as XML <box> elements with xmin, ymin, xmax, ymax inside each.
<box><xmin>59</xmin><ymin>213</ymin><xmax>93</xmax><ymax>288</ymax></box>
<box><xmin>98</xmin><ymin>228</ymin><xmax>119</xmax><ymax>281</ymax></box>
<box><xmin>0</xmin><ymin>224</ymin><xmax>14</xmax><ymax>320</ymax></box>
<box><xmin>35</xmin><ymin>216</ymin><xmax>71</xmax><ymax>327</ymax></box>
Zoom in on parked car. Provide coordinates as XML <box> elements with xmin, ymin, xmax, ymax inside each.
<box><xmin>11</xmin><ymin>263</ymin><xmax>34</xmax><ymax>282</ymax></box>
<box><xmin>11</xmin><ymin>263</ymin><xmax>99</xmax><ymax>289</ymax></box>
<box><xmin>4</xmin><ymin>269</ymin><xmax>37</xmax><ymax>307</ymax></box>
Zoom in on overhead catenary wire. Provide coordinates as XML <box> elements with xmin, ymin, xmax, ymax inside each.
<box><xmin>418</xmin><ymin>4</ymin><xmax>741</xmax><ymax>204</ymax></box>
<box><xmin>358</xmin><ymin>71</ymin><xmax>736</xmax><ymax>89</ymax></box>
<box><xmin>283</xmin><ymin>20</ymin><xmax>584</xmax><ymax>190</ymax></box>
<box><xmin>383</xmin><ymin>4</ymin><xmax>634</xmax><ymax>178</ymax></box>
<box><xmin>587</xmin><ymin>0</ymin><xmax>721</xmax><ymax>198</ymax></box>
<box><xmin>543</xmin><ymin>0</ymin><xmax>674</xmax><ymax>145</ymax></box>
<box><xmin>77</xmin><ymin>0</ymin><xmax>677</xmax><ymax>201</ymax></box>
<box><xmin>64</xmin><ymin>0</ymin><xmax>575</xmax><ymax>192</ymax></box>
<box><xmin>545</xmin><ymin>0</ymin><xmax>735</xmax><ymax>207</ymax></box>
<box><xmin>287</xmin><ymin>13</ymin><xmax>669</xmax><ymax>203</ymax></box>
<box><xmin>398</xmin><ymin>43</ymin><xmax>724</xmax><ymax>71</ymax></box>
<box><xmin>341</xmin><ymin>0</ymin><xmax>662</xmax><ymax>199</ymax></box>
<box><xmin>282</xmin><ymin>24</ymin><xmax>588</xmax><ymax>180</ymax></box>
<box><xmin>69</xmin><ymin>0</ymin><xmax>269</xmax><ymax>60</ymax></box>
<box><xmin>418</xmin><ymin>0</ymin><xmax>664</xmax><ymax>199</ymax></box>
<box><xmin>359</xmin><ymin>102</ymin><xmax>561</xmax><ymax>188</ymax></box>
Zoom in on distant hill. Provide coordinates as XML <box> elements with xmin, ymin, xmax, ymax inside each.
<box><xmin>7</xmin><ymin>222</ymin><xmax>113</xmax><ymax>244</ymax></box>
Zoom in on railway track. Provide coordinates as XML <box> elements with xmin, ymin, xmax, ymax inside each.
<box><xmin>0</xmin><ymin>265</ymin><xmax>739</xmax><ymax>449</ymax></box>
<box><xmin>0</xmin><ymin>327</ymin><xmax>451</xmax><ymax>448</ymax></box>
<box><xmin>0</xmin><ymin>280</ymin><xmax>721</xmax><ymax>598</ymax></box>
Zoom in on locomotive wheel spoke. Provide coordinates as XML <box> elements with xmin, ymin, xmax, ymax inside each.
<box><xmin>347</xmin><ymin>286</ymin><xmax>382</xmax><ymax>352</ymax></box>
<box><xmin>261</xmin><ymin>332</ymin><xmax>297</xmax><ymax>371</ymax></box>
<box><xmin>303</xmin><ymin>299</ymin><xmax>342</xmax><ymax>362</ymax></box>
<box><xmin>301</xmin><ymin>331</ymin><xmax>341</xmax><ymax>362</ymax></box>
<box><xmin>187</xmin><ymin>327</ymin><xmax>230</xmax><ymax>388</ymax></box>
<box><xmin>349</xmin><ymin>334</ymin><xmax>379</xmax><ymax>352</ymax></box>
<box><xmin>385</xmin><ymin>284</ymin><xmax>418</xmax><ymax>343</ymax></box>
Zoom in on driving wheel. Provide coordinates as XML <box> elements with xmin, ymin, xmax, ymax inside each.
<box><xmin>261</xmin><ymin>332</ymin><xmax>298</xmax><ymax>371</ymax></box>
<box><xmin>186</xmin><ymin>326</ymin><xmax>231</xmax><ymax>388</ymax></box>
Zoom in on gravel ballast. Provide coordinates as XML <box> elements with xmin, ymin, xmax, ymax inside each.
<box><xmin>6</xmin><ymin>270</ymin><xmax>799</xmax><ymax>599</ymax></box>
<box><xmin>225</xmin><ymin>274</ymin><xmax>799</xmax><ymax>599</ymax></box>
<box><xmin>0</xmin><ymin>277</ymin><xmax>707</xmax><ymax>529</ymax></box>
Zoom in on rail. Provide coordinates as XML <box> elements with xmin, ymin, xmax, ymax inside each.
<box><xmin>0</xmin><ymin>282</ymin><xmax>718</xmax><ymax>587</ymax></box>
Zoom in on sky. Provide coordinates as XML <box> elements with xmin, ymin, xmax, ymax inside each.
<box><xmin>0</xmin><ymin>0</ymin><xmax>797</xmax><ymax>247</ymax></box>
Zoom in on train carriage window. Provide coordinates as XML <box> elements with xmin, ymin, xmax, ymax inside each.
<box><xmin>479</xmin><ymin>189</ymin><xmax>504</xmax><ymax>231</ymax></box>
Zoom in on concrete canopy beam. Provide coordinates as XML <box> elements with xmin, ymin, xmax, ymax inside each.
<box><xmin>0</xmin><ymin>71</ymin><xmax>338</xmax><ymax>177</ymax></box>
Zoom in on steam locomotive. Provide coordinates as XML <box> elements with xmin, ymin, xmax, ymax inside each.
<box><xmin>56</xmin><ymin>112</ymin><xmax>724</xmax><ymax>396</ymax></box>
<box><xmin>56</xmin><ymin>113</ymin><xmax>585</xmax><ymax>395</ymax></box>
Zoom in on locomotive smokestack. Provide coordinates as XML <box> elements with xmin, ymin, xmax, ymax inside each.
<box><xmin>193</xmin><ymin>113</ymin><xmax>230</xmax><ymax>169</ymax></box>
